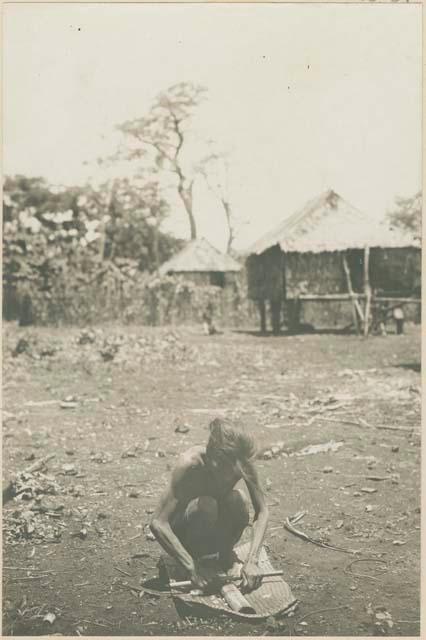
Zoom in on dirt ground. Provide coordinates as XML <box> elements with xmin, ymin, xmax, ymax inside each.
<box><xmin>2</xmin><ymin>322</ymin><xmax>421</xmax><ymax>636</ymax></box>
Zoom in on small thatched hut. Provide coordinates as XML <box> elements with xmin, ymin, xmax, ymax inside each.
<box><xmin>159</xmin><ymin>237</ymin><xmax>241</xmax><ymax>287</ymax></box>
<box><xmin>246</xmin><ymin>190</ymin><xmax>420</xmax><ymax>334</ymax></box>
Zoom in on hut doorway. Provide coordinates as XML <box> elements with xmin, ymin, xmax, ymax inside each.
<box><xmin>209</xmin><ymin>272</ymin><xmax>225</xmax><ymax>288</ymax></box>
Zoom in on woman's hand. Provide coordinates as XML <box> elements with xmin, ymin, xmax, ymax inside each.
<box><xmin>189</xmin><ymin>563</ymin><xmax>212</xmax><ymax>591</ymax></box>
<box><xmin>241</xmin><ymin>560</ymin><xmax>262</xmax><ymax>592</ymax></box>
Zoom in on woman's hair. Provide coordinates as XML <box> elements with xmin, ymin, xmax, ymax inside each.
<box><xmin>206</xmin><ymin>418</ymin><xmax>257</xmax><ymax>483</ymax></box>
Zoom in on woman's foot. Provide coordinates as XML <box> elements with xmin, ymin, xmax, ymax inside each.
<box><xmin>219</xmin><ymin>549</ymin><xmax>242</xmax><ymax>576</ymax></box>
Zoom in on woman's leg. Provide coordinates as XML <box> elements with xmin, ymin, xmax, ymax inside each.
<box><xmin>172</xmin><ymin>496</ymin><xmax>220</xmax><ymax>558</ymax></box>
<box><xmin>216</xmin><ymin>489</ymin><xmax>250</xmax><ymax>566</ymax></box>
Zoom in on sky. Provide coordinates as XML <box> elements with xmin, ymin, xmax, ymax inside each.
<box><xmin>3</xmin><ymin>3</ymin><xmax>422</xmax><ymax>253</ymax></box>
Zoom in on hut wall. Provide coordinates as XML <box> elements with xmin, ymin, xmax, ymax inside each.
<box><xmin>345</xmin><ymin>250</ymin><xmax>365</xmax><ymax>292</ymax></box>
<box><xmin>223</xmin><ymin>272</ymin><xmax>239</xmax><ymax>287</ymax></box>
<box><xmin>285</xmin><ymin>251</ymin><xmax>345</xmax><ymax>297</ymax></box>
<box><xmin>344</xmin><ymin>248</ymin><xmax>421</xmax><ymax>296</ymax></box>
<box><xmin>251</xmin><ymin>247</ymin><xmax>421</xmax><ymax>299</ymax></box>
<box><xmin>298</xmin><ymin>301</ymin><xmax>354</xmax><ymax>329</ymax></box>
<box><xmin>246</xmin><ymin>245</ymin><xmax>284</xmax><ymax>301</ymax></box>
<box><xmin>162</xmin><ymin>270</ymin><xmax>258</xmax><ymax>327</ymax></box>
<box><xmin>294</xmin><ymin>300</ymin><xmax>420</xmax><ymax>329</ymax></box>
<box><xmin>370</xmin><ymin>248</ymin><xmax>421</xmax><ymax>295</ymax></box>
<box><xmin>172</xmin><ymin>271</ymin><xmax>240</xmax><ymax>289</ymax></box>
<box><xmin>173</xmin><ymin>271</ymin><xmax>211</xmax><ymax>286</ymax></box>
<box><xmin>246</xmin><ymin>255</ymin><xmax>261</xmax><ymax>300</ymax></box>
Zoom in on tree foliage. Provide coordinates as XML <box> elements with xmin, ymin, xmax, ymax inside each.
<box><xmin>117</xmin><ymin>82</ymin><xmax>207</xmax><ymax>240</ymax></box>
<box><xmin>387</xmin><ymin>191</ymin><xmax>422</xmax><ymax>241</ymax></box>
<box><xmin>2</xmin><ymin>174</ymin><xmax>183</xmax><ymax>323</ymax></box>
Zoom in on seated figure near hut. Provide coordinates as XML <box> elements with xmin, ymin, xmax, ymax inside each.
<box><xmin>202</xmin><ymin>302</ymin><xmax>217</xmax><ymax>335</ymax></box>
<box><xmin>19</xmin><ymin>287</ymin><xmax>34</xmax><ymax>327</ymax></box>
<box><xmin>150</xmin><ymin>418</ymin><xmax>269</xmax><ymax>591</ymax></box>
<box><xmin>393</xmin><ymin>306</ymin><xmax>405</xmax><ymax>335</ymax></box>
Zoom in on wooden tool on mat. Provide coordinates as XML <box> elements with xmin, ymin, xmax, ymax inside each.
<box><xmin>161</xmin><ymin>543</ymin><xmax>296</xmax><ymax>620</ymax></box>
<box><xmin>220</xmin><ymin>583</ymin><xmax>256</xmax><ymax>614</ymax></box>
<box><xmin>169</xmin><ymin>569</ymin><xmax>283</xmax><ymax>589</ymax></box>
<box><xmin>171</xmin><ymin>571</ymin><xmax>284</xmax><ymax>615</ymax></box>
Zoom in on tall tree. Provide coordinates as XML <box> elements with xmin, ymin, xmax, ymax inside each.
<box><xmin>197</xmin><ymin>151</ymin><xmax>242</xmax><ymax>254</ymax></box>
<box><xmin>387</xmin><ymin>191</ymin><xmax>422</xmax><ymax>241</ymax></box>
<box><xmin>117</xmin><ymin>82</ymin><xmax>207</xmax><ymax>240</ymax></box>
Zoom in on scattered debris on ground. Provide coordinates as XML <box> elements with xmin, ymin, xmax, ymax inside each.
<box><xmin>296</xmin><ymin>440</ymin><xmax>344</xmax><ymax>457</ymax></box>
<box><xmin>2</xmin><ymin>323</ymin><xmax>420</xmax><ymax>636</ymax></box>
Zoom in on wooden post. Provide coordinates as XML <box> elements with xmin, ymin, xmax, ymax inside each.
<box><xmin>290</xmin><ymin>297</ymin><xmax>301</xmax><ymax>334</ymax></box>
<box><xmin>363</xmin><ymin>246</ymin><xmax>372</xmax><ymax>336</ymax></box>
<box><xmin>270</xmin><ymin>300</ymin><xmax>282</xmax><ymax>335</ymax></box>
<box><xmin>294</xmin><ymin>296</ymin><xmax>301</xmax><ymax>332</ymax></box>
<box><xmin>342</xmin><ymin>254</ymin><xmax>362</xmax><ymax>334</ymax></box>
<box><xmin>286</xmin><ymin>298</ymin><xmax>301</xmax><ymax>334</ymax></box>
<box><xmin>153</xmin><ymin>217</ymin><xmax>160</xmax><ymax>272</ymax></box>
<box><xmin>259</xmin><ymin>299</ymin><xmax>267</xmax><ymax>334</ymax></box>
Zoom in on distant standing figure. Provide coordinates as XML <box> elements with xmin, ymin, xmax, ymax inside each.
<box><xmin>19</xmin><ymin>290</ymin><xmax>34</xmax><ymax>327</ymax></box>
<box><xmin>202</xmin><ymin>302</ymin><xmax>216</xmax><ymax>335</ymax></box>
<box><xmin>393</xmin><ymin>306</ymin><xmax>405</xmax><ymax>335</ymax></box>
<box><xmin>377</xmin><ymin>301</ymin><xmax>388</xmax><ymax>336</ymax></box>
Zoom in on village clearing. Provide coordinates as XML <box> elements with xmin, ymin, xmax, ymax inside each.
<box><xmin>2</xmin><ymin>322</ymin><xmax>421</xmax><ymax>636</ymax></box>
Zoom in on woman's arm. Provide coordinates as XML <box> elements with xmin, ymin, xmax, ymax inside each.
<box><xmin>150</xmin><ymin>487</ymin><xmax>194</xmax><ymax>573</ymax></box>
<box><xmin>241</xmin><ymin>461</ymin><xmax>269</xmax><ymax>590</ymax></box>
<box><xmin>150</xmin><ymin>463</ymin><xmax>210</xmax><ymax>589</ymax></box>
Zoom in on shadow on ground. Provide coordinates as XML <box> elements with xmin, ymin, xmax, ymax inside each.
<box><xmin>393</xmin><ymin>362</ymin><xmax>421</xmax><ymax>373</ymax></box>
<box><xmin>233</xmin><ymin>327</ymin><xmax>354</xmax><ymax>338</ymax></box>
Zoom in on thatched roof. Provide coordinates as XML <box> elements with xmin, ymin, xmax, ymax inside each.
<box><xmin>248</xmin><ymin>189</ymin><xmax>419</xmax><ymax>255</ymax></box>
<box><xmin>159</xmin><ymin>237</ymin><xmax>242</xmax><ymax>274</ymax></box>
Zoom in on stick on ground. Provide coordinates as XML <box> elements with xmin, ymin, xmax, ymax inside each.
<box><xmin>284</xmin><ymin>517</ymin><xmax>359</xmax><ymax>555</ymax></box>
<box><xmin>297</xmin><ymin>604</ymin><xmax>350</xmax><ymax>625</ymax></box>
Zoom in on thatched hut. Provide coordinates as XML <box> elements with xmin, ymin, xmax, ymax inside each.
<box><xmin>246</xmin><ymin>190</ymin><xmax>420</xmax><ymax>334</ymax></box>
<box><xmin>159</xmin><ymin>237</ymin><xmax>241</xmax><ymax>287</ymax></box>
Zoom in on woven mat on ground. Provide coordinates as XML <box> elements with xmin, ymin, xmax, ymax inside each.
<box><xmin>160</xmin><ymin>542</ymin><xmax>297</xmax><ymax>621</ymax></box>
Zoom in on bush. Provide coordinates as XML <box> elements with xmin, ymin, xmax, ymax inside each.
<box><xmin>4</xmin><ymin>262</ymin><xmax>256</xmax><ymax>328</ymax></box>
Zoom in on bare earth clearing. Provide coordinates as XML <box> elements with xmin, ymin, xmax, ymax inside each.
<box><xmin>2</xmin><ymin>323</ymin><xmax>421</xmax><ymax>636</ymax></box>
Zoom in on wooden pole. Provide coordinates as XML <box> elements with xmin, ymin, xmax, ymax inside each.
<box><xmin>342</xmin><ymin>254</ymin><xmax>361</xmax><ymax>334</ymax></box>
<box><xmin>270</xmin><ymin>300</ymin><xmax>282</xmax><ymax>335</ymax></box>
<box><xmin>170</xmin><ymin>570</ymin><xmax>284</xmax><ymax>589</ymax></box>
<box><xmin>299</xmin><ymin>293</ymin><xmax>365</xmax><ymax>301</ymax></box>
<box><xmin>373</xmin><ymin>297</ymin><xmax>421</xmax><ymax>305</ymax></box>
<box><xmin>289</xmin><ymin>297</ymin><xmax>301</xmax><ymax>334</ymax></box>
<box><xmin>259</xmin><ymin>299</ymin><xmax>267</xmax><ymax>334</ymax></box>
<box><xmin>363</xmin><ymin>246</ymin><xmax>372</xmax><ymax>336</ymax></box>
